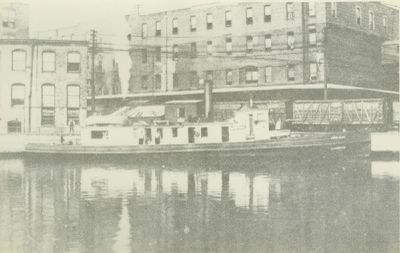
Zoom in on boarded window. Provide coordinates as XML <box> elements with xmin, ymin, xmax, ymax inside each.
<box><xmin>12</xmin><ymin>50</ymin><xmax>26</xmax><ymax>71</ymax></box>
<box><xmin>42</xmin><ymin>51</ymin><xmax>56</xmax><ymax>72</ymax></box>
<box><xmin>11</xmin><ymin>83</ymin><xmax>24</xmax><ymax>106</ymax></box>
<box><xmin>67</xmin><ymin>52</ymin><xmax>81</xmax><ymax>72</ymax></box>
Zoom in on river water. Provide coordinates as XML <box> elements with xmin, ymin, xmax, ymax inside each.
<box><xmin>0</xmin><ymin>149</ymin><xmax>398</xmax><ymax>253</ymax></box>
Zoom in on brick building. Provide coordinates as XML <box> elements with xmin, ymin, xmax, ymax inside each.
<box><xmin>125</xmin><ymin>2</ymin><xmax>398</xmax><ymax>99</ymax></box>
<box><xmin>0</xmin><ymin>39</ymin><xmax>88</xmax><ymax>134</ymax></box>
<box><xmin>0</xmin><ymin>2</ymin><xmax>29</xmax><ymax>39</ymax></box>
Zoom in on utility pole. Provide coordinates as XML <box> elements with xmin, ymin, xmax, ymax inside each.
<box><xmin>90</xmin><ymin>29</ymin><xmax>97</xmax><ymax>114</ymax></box>
<box><xmin>323</xmin><ymin>28</ymin><xmax>328</xmax><ymax>100</ymax></box>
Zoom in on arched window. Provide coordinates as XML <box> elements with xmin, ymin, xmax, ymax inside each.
<box><xmin>41</xmin><ymin>84</ymin><xmax>55</xmax><ymax>126</ymax></box>
<box><xmin>11</xmin><ymin>83</ymin><xmax>25</xmax><ymax>106</ymax></box>
<box><xmin>67</xmin><ymin>52</ymin><xmax>81</xmax><ymax>72</ymax></box>
<box><xmin>67</xmin><ymin>85</ymin><xmax>80</xmax><ymax>125</ymax></box>
<box><xmin>12</xmin><ymin>49</ymin><xmax>26</xmax><ymax>71</ymax></box>
<box><xmin>42</xmin><ymin>51</ymin><xmax>56</xmax><ymax>72</ymax></box>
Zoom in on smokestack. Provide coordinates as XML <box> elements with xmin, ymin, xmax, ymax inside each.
<box><xmin>203</xmin><ymin>79</ymin><xmax>213</xmax><ymax>121</ymax></box>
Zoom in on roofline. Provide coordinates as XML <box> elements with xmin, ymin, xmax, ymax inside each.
<box><xmin>94</xmin><ymin>83</ymin><xmax>399</xmax><ymax>100</ymax></box>
<box><xmin>0</xmin><ymin>39</ymin><xmax>88</xmax><ymax>46</ymax></box>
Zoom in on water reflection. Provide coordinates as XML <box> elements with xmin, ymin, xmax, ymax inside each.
<box><xmin>0</xmin><ymin>154</ymin><xmax>398</xmax><ymax>253</ymax></box>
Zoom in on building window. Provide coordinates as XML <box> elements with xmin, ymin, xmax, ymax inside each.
<box><xmin>141</xmin><ymin>75</ymin><xmax>148</xmax><ymax>89</ymax></box>
<box><xmin>11</xmin><ymin>83</ymin><xmax>24</xmax><ymax>106</ymax></box>
<box><xmin>245</xmin><ymin>67</ymin><xmax>258</xmax><ymax>84</ymax></box>
<box><xmin>287</xmin><ymin>65</ymin><xmax>295</xmax><ymax>81</ymax></box>
<box><xmin>331</xmin><ymin>2</ymin><xmax>337</xmax><ymax>17</ymax></box>
<box><xmin>67</xmin><ymin>85</ymin><xmax>80</xmax><ymax>125</ymax></box>
<box><xmin>226</xmin><ymin>37</ymin><xmax>232</xmax><ymax>55</ymax></box>
<box><xmin>264</xmin><ymin>5</ymin><xmax>271</xmax><ymax>22</ymax></box>
<box><xmin>246</xmin><ymin>36</ymin><xmax>253</xmax><ymax>53</ymax></box>
<box><xmin>286</xmin><ymin>2</ymin><xmax>294</xmax><ymax>20</ymax></box>
<box><xmin>172</xmin><ymin>127</ymin><xmax>178</xmax><ymax>137</ymax></box>
<box><xmin>155</xmin><ymin>74</ymin><xmax>161</xmax><ymax>89</ymax></box>
<box><xmin>309</xmin><ymin>2</ymin><xmax>316</xmax><ymax>17</ymax></box>
<box><xmin>201</xmin><ymin>127</ymin><xmax>208</xmax><ymax>137</ymax></box>
<box><xmin>226</xmin><ymin>69</ymin><xmax>233</xmax><ymax>85</ymax></box>
<box><xmin>155</xmin><ymin>46</ymin><xmax>161</xmax><ymax>62</ymax></box>
<box><xmin>188</xmin><ymin>16</ymin><xmax>196</xmax><ymax>32</ymax></box>
<box><xmin>190</xmin><ymin>42</ymin><xmax>197</xmax><ymax>58</ymax></box>
<box><xmin>190</xmin><ymin>71</ymin><xmax>197</xmax><ymax>87</ymax></box>
<box><xmin>12</xmin><ymin>49</ymin><xmax>26</xmax><ymax>71</ymax></box>
<box><xmin>205</xmin><ymin>71</ymin><xmax>213</xmax><ymax>82</ymax></box>
<box><xmin>155</xmin><ymin>21</ymin><xmax>161</xmax><ymax>36</ymax></box>
<box><xmin>225</xmin><ymin>10</ymin><xmax>232</xmax><ymax>27</ymax></box>
<box><xmin>287</xmin><ymin>31</ymin><xmax>295</xmax><ymax>49</ymax></box>
<box><xmin>310</xmin><ymin>63</ymin><xmax>318</xmax><ymax>80</ymax></box>
<box><xmin>265</xmin><ymin>34</ymin><xmax>272</xmax><ymax>51</ymax></box>
<box><xmin>206</xmin><ymin>13</ymin><xmax>213</xmax><ymax>30</ymax></box>
<box><xmin>368</xmin><ymin>10</ymin><xmax>375</xmax><ymax>30</ymax></box>
<box><xmin>177</xmin><ymin>107</ymin><xmax>185</xmax><ymax>118</ymax></box>
<box><xmin>67</xmin><ymin>52</ymin><xmax>81</xmax><ymax>72</ymax></box>
<box><xmin>7</xmin><ymin>120</ymin><xmax>21</xmax><ymax>133</ymax></box>
<box><xmin>141</xmin><ymin>23</ymin><xmax>147</xmax><ymax>37</ymax></box>
<box><xmin>41</xmin><ymin>84</ymin><xmax>55</xmax><ymax>126</ymax></box>
<box><xmin>383</xmin><ymin>16</ymin><xmax>387</xmax><ymax>33</ymax></box>
<box><xmin>172</xmin><ymin>18</ymin><xmax>178</xmax><ymax>34</ymax></box>
<box><xmin>206</xmin><ymin>41</ymin><xmax>213</xmax><ymax>55</ymax></box>
<box><xmin>42</xmin><ymin>51</ymin><xmax>56</xmax><ymax>72</ymax></box>
<box><xmin>308</xmin><ymin>25</ymin><xmax>317</xmax><ymax>46</ymax></box>
<box><xmin>265</xmin><ymin>67</ymin><xmax>272</xmax><ymax>83</ymax></box>
<box><xmin>356</xmin><ymin>7</ymin><xmax>361</xmax><ymax>25</ymax></box>
<box><xmin>2</xmin><ymin>9</ymin><xmax>16</xmax><ymax>28</ymax></box>
<box><xmin>172</xmin><ymin>45</ymin><xmax>178</xmax><ymax>60</ymax></box>
<box><xmin>173</xmin><ymin>73</ymin><xmax>178</xmax><ymax>89</ymax></box>
<box><xmin>246</xmin><ymin>8</ymin><xmax>253</xmax><ymax>25</ymax></box>
<box><xmin>142</xmin><ymin>48</ymin><xmax>147</xmax><ymax>63</ymax></box>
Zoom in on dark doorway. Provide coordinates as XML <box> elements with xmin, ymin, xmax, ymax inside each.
<box><xmin>145</xmin><ymin>128</ymin><xmax>152</xmax><ymax>144</ymax></box>
<box><xmin>188</xmin><ymin>127</ymin><xmax>195</xmax><ymax>143</ymax></box>
<box><xmin>222</xmin><ymin>126</ymin><xmax>229</xmax><ymax>142</ymax></box>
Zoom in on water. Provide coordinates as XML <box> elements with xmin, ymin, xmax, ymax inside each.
<box><xmin>0</xmin><ymin>150</ymin><xmax>398</xmax><ymax>253</ymax></box>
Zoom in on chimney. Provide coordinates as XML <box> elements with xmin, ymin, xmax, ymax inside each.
<box><xmin>203</xmin><ymin>79</ymin><xmax>213</xmax><ymax>121</ymax></box>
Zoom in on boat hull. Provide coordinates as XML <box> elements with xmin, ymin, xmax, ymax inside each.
<box><xmin>24</xmin><ymin>131</ymin><xmax>370</xmax><ymax>156</ymax></box>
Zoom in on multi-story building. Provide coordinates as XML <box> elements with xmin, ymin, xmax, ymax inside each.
<box><xmin>0</xmin><ymin>39</ymin><xmax>88</xmax><ymax>134</ymax></box>
<box><xmin>125</xmin><ymin>2</ymin><xmax>399</xmax><ymax>100</ymax></box>
<box><xmin>36</xmin><ymin>18</ymin><xmax>132</xmax><ymax>96</ymax></box>
<box><xmin>0</xmin><ymin>2</ymin><xmax>29</xmax><ymax>39</ymax></box>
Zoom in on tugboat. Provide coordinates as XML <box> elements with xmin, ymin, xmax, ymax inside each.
<box><xmin>24</xmin><ymin>103</ymin><xmax>370</xmax><ymax>155</ymax></box>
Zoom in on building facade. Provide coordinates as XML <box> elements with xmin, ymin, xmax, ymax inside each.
<box><xmin>0</xmin><ymin>2</ymin><xmax>29</xmax><ymax>39</ymax></box>
<box><xmin>0</xmin><ymin>39</ymin><xmax>88</xmax><ymax>134</ymax></box>
<box><xmin>125</xmin><ymin>2</ymin><xmax>399</xmax><ymax>97</ymax></box>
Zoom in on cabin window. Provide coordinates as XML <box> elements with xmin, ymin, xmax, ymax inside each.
<box><xmin>201</xmin><ymin>127</ymin><xmax>208</xmax><ymax>137</ymax></box>
<box><xmin>7</xmin><ymin>120</ymin><xmax>21</xmax><ymax>133</ymax></box>
<box><xmin>91</xmin><ymin>130</ymin><xmax>108</xmax><ymax>139</ymax></box>
<box><xmin>177</xmin><ymin>107</ymin><xmax>185</xmax><ymax>118</ymax></box>
<box><xmin>172</xmin><ymin>127</ymin><xmax>178</xmax><ymax>137</ymax></box>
